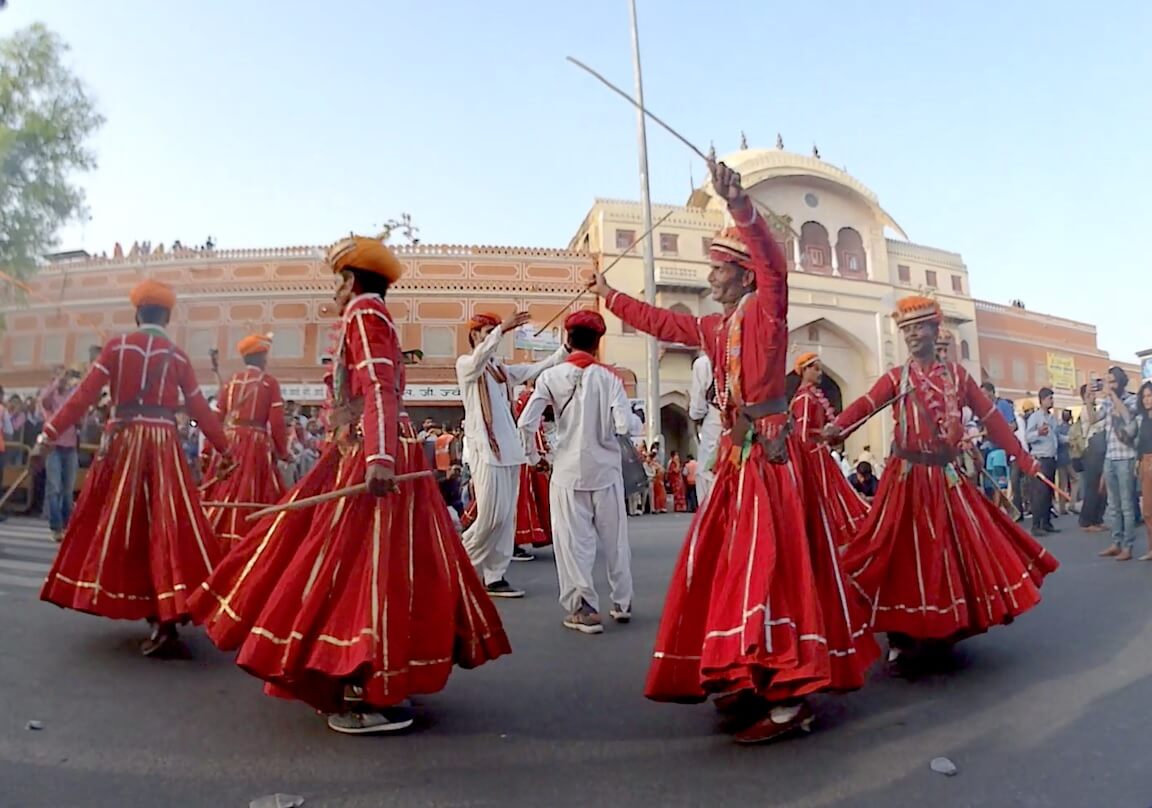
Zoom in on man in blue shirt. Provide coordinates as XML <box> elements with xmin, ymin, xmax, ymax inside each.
<box><xmin>1026</xmin><ymin>387</ymin><xmax>1065</xmax><ymax>537</ymax></box>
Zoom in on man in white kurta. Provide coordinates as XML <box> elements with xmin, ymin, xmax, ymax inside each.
<box><xmin>456</xmin><ymin>311</ymin><xmax>566</xmax><ymax>598</ymax></box>
<box><xmin>688</xmin><ymin>352</ymin><xmax>723</xmax><ymax>508</ymax></box>
<box><xmin>517</xmin><ymin>310</ymin><xmax>633</xmax><ymax>634</ymax></box>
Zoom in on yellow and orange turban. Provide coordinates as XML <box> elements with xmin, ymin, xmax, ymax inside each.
<box><xmin>326</xmin><ymin>236</ymin><xmax>404</xmax><ymax>282</ymax></box>
<box><xmin>709</xmin><ymin>226</ymin><xmax>751</xmax><ymax>269</ymax></box>
<box><xmin>129</xmin><ymin>279</ymin><xmax>176</xmax><ymax>310</ymax></box>
<box><xmin>237</xmin><ymin>333</ymin><xmax>273</xmax><ymax>358</ymax></box>
<box><xmin>467</xmin><ymin>312</ymin><xmax>501</xmax><ymax>332</ymax></box>
<box><xmin>794</xmin><ymin>351</ymin><xmax>820</xmax><ymax>375</ymax></box>
<box><xmin>893</xmin><ymin>295</ymin><xmax>942</xmax><ymax>328</ymax></box>
<box><xmin>564</xmin><ymin>309</ymin><xmax>606</xmax><ymax>336</ymax></box>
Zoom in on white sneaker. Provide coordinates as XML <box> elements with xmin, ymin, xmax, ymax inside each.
<box><xmin>327</xmin><ymin>709</ymin><xmax>413</xmax><ymax>735</ymax></box>
<box><xmin>610</xmin><ymin>603</ymin><xmax>632</xmax><ymax>624</ymax></box>
<box><xmin>563</xmin><ymin>609</ymin><xmax>604</xmax><ymax>635</ymax></box>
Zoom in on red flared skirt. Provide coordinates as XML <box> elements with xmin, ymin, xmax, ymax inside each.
<box><xmin>530</xmin><ymin>467</ymin><xmax>552</xmax><ymax>545</ymax></box>
<box><xmin>793</xmin><ymin>443</ymin><xmax>869</xmax><ymax>552</ymax></box>
<box><xmin>202</xmin><ymin>426</ymin><xmax>285</xmax><ymax>553</ymax></box>
<box><xmin>840</xmin><ymin>460</ymin><xmax>1059</xmax><ymax>641</ymax></box>
<box><xmin>41</xmin><ymin>421</ymin><xmax>222</xmax><ymax>623</ymax></box>
<box><xmin>644</xmin><ymin>435</ymin><xmax>878</xmax><ymax>705</ymax></box>
<box><xmin>652</xmin><ymin>474</ymin><xmax>668</xmax><ymax>512</ymax></box>
<box><xmin>188</xmin><ymin>421</ymin><xmax>511</xmax><ymax>713</ymax></box>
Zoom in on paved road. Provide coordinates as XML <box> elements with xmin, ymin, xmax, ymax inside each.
<box><xmin>2</xmin><ymin>512</ymin><xmax>1151</xmax><ymax>808</ymax></box>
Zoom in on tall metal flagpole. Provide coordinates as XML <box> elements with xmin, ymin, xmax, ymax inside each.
<box><xmin>628</xmin><ymin>0</ymin><xmax>661</xmax><ymax>452</ymax></box>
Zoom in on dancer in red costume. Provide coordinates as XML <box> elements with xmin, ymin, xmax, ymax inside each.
<box><xmin>511</xmin><ymin>381</ymin><xmax>552</xmax><ymax>555</ymax></box>
<box><xmin>37</xmin><ymin>280</ymin><xmax>232</xmax><ymax>656</ymax></box>
<box><xmin>202</xmin><ymin>333</ymin><xmax>290</xmax><ymax>553</ymax></box>
<box><xmin>823</xmin><ymin>295</ymin><xmax>1058</xmax><ymax>674</ymax></box>
<box><xmin>189</xmin><ymin>236</ymin><xmax>510</xmax><ymax>735</ymax></box>
<box><xmin>790</xmin><ymin>352</ymin><xmax>869</xmax><ymax>551</ymax></box>
<box><xmin>589</xmin><ymin>160</ymin><xmax>878</xmax><ymax>744</ymax></box>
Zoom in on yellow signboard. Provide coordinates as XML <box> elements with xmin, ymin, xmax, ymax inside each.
<box><xmin>1046</xmin><ymin>353</ymin><xmax>1076</xmax><ymax>390</ymax></box>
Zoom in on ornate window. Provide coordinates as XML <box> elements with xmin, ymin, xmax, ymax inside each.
<box><xmin>925</xmin><ymin>270</ymin><xmax>938</xmax><ymax>288</ymax></box>
<box><xmin>835</xmin><ymin>227</ymin><xmax>867</xmax><ymax>279</ymax></box>
<box><xmin>897</xmin><ymin>264</ymin><xmax>911</xmax><ymax>283</ymax></box>
<box><xmin>961</xmin><ymin>340</ymin><xmax>971</xmax><ymax>360</ymax></box>
<box><xmin>615</xmin><ymin>229</ymin><xmax>636</xmax><ymax>251</ymax></box>
<box><xmin>659</xmin><ymin>233</ymin><xmax>679</xmax><ymax>255</ymax></box>
<box><xmin>799</xmin><ymin>221</ymin><xmax>832</xmax><ymax>274</ymax></box>
<box><xmin>422</xmin><ymin>325</ymin><xmax>457</xmax><ymax>358</ymax></box>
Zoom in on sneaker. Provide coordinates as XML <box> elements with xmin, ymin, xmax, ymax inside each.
<box><xmin>609</xmin><ymin>603</ymin><xmax>632</xmax><ymax>624</ymax></box>
<box><xmin>327</xmin><ymin>708</ymin><xmax>414</xmax><ymax>735</ymax></box>
<box><xmin>563</xmin><ymin>608</ymin><xmax>604</xmax><ymax>635</ymax></box>
<box><xmin>486</xmin><ymin>579</ymin><xmax>525</xmax><ymax>599</ymax></box>
<box><xmin>51</xmin><ymin>531</ymin><xmax>64</xmax><ymax>543</ymax></box>
<box><xmin>512</xmin><ymin>546</ymin><xmax>535</xmax><ymax>562</ymax></box>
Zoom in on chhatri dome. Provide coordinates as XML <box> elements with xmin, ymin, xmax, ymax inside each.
<box><xmin>687</xmin><ymin>144</ymin><xmax>909</xmax><ymax>241</ymax></box>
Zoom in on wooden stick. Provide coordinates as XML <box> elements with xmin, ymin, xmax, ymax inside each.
<box><xmin>566</xmin><ymin>56</ymin><xmax>800</xmax><ymax>240</ymax></box>
<box><xmin>838</xmin><ymin>390</ymin><xmax>910</xmax><ymax>436</ymax></box>
<box><xmin>533</xmin><ymin>209</ymin><xmax>676</xmax><ymax>337</ymax></box>
<box><xmin>201</xmin><ymin>501</ymin><xmax>266</xmax><ymax>509</ymax></box>
<box><xmin>244</xmin><ymin>471</ymin><xmax>434</xmax><ymax>522</ymax></box>
<box><xmin>977</xmin><ymin>467</ymin><xmax>1022</xmax><ymax>521</ymax></box>
<box><xmin>1037</xmin><ymin>472</ymin><xmax>1072</xmax><ymax>503</ymax></box>
<box><xmin>0</xmin><ymin>468</ymin><xmax>31</xmax><ymax>512</ymax></box>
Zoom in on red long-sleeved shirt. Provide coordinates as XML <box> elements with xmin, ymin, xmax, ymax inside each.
<box><xmin>43</xmin><ymin>326</ymin><xmax>229</xmax><ymax>454</ymax></box>
<box><xmin>338</xmin><ymin>293</ymin><xmax>403</xmax><ymax>470</ymax></box>
<box><xmin>834</xmin><ymin>360</ymin><xmax>1038</xmax><ymax>475</ymax></box>
<box><xmin>218</xmin><ymin>365</ymin><xmax>289</xmax><ymax>459</ymax></box>
<box><xmin>604</xmin><ymin>197</ymin><xmax>789</xmax><ymax>419</ymax></box>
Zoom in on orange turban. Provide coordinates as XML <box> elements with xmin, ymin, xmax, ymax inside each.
<box><xmin>237</xmin><ymin>333</ymin><xmax>273</xmax><ymax>357</ymax></box>
<box><xmin>129</xmin><ymin>279</ymin><xmax>176</xmax><ymax>310</ymax></box>
<box><xmin>709</xmin><ymin>226</ymin><xmax>751</xmax><ymax>269</ymax></box>
<box><xmin>468</xmin><ymin>313</ymin><xmax>501</xmax><ymax>332</ymax></box>
<box><xmin>564</xmin><ymin>309</ymin><xmax>606</xmax><ymax>336</ymax></box>
<box><xmin>794</xmin><ymin>351</ymin><xmax>820</xmax><ymax>375</ymax></box>
<box><xmin>893</xmin><ymin>295</ymin><xmax>942</xmax><ymax>327</ymax></box>
<box><xmin>326</xmin><ymin>236</ymin><xmax>404</xmax><ymax>282</ymax></box>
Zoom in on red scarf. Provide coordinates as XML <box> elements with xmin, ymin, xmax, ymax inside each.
<box><xmin>566</xmin><ymin>350</ymin><xmax>600</xmax><ymax>369</ymax></box>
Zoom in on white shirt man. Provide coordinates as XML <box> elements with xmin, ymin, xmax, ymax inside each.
<box><xmin>688</xmin><ymin>352</ymin><xmax>722</xmax><ymax>508</ymax></box>
<box><xmin>517</xmin><ymin>310</ymin><xmax>633</xmax><ymax>634</ymax></box>
<box><xmin>456</xmin><ymin>311</ymin><xmax>565</xmax><ymax>597</ymax></box>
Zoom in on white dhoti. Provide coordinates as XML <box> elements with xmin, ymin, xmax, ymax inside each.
<box><xmin>695</xmin><ymin>407</ymin><xmax>723</xmax><ymax>508</ymax></box>
<box><xmin>549</xmin><ymin>481</ymin><xmax>633</xmax><ymax>614</ymax></box>
<box><xmin>461</xmin><ymin>459</ymin><xmax>521</xmax><ymax>585</ymax></box>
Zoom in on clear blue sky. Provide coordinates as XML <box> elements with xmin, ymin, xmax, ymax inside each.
<box><xmin>4</xmin><ymin>0</ymin><xmax>1149</xmax><ymax>360</ymax></box>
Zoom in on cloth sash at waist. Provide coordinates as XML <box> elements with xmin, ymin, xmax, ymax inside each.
<box><xmin>892</xmin><ymin>446</ymin><xmax>957</xmax><ymax>467</ymax></box>
<box><xmin>230</xmin><ymin>418</ymin><xmax>267</xmax><ymax>431</ymax></box>
<box><xmin>110</xmin><ymin>404</ymin><xmax>177</xmax><ymax>425</ymax></box>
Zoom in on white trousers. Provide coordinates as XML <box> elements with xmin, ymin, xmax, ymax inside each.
<box><xmin>550</xmin><ymin>481</ymin><xmax>633</xmax><ymax>614</ymax></box>
<box><xmin>461</xmin><ymin>460</ymin><xmax>521</xmax><ymax>585</ymax></box>
<box><xmin>695</xmin><ymin>407</ymin><xmax>723</xmax><ymax>508</ymax></box>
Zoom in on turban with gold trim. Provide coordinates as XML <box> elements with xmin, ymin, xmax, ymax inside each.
<box><xmin>893</xmin><ymin>295</ymin><xmax>942</xmax><ymax>327</ymax></box>
<box><xmin>708</xmin><ymin>226</ymin><xmax>751</xmax><ymax>269</ymax></box>
<box><xmin>326</xmin><ymin>236</ymin><xmax>404</xmax><ymax>282</ymax></box>
<box><xmin>564</xmin><ymin>309</ymin><xmax>606</xmax><ymax>336</ymax></box>
<box><xmin>129</xmin><ymin>279</ymin><xmax>177</xmax><ymax>310</ymax></box>
<box><xmin>468</xmin><ymin>313</ymin><xmax>501</xmax><ymax>332</ymax></box>
<box><xmin>237</xmin><ymin>333</ymin><xmax>273</xmax><ymax>357</ymax></box>
<box><xmin>794</xmin><ymin>351</ymin><xmax>820</xmax><ymax>375</ymax></box>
